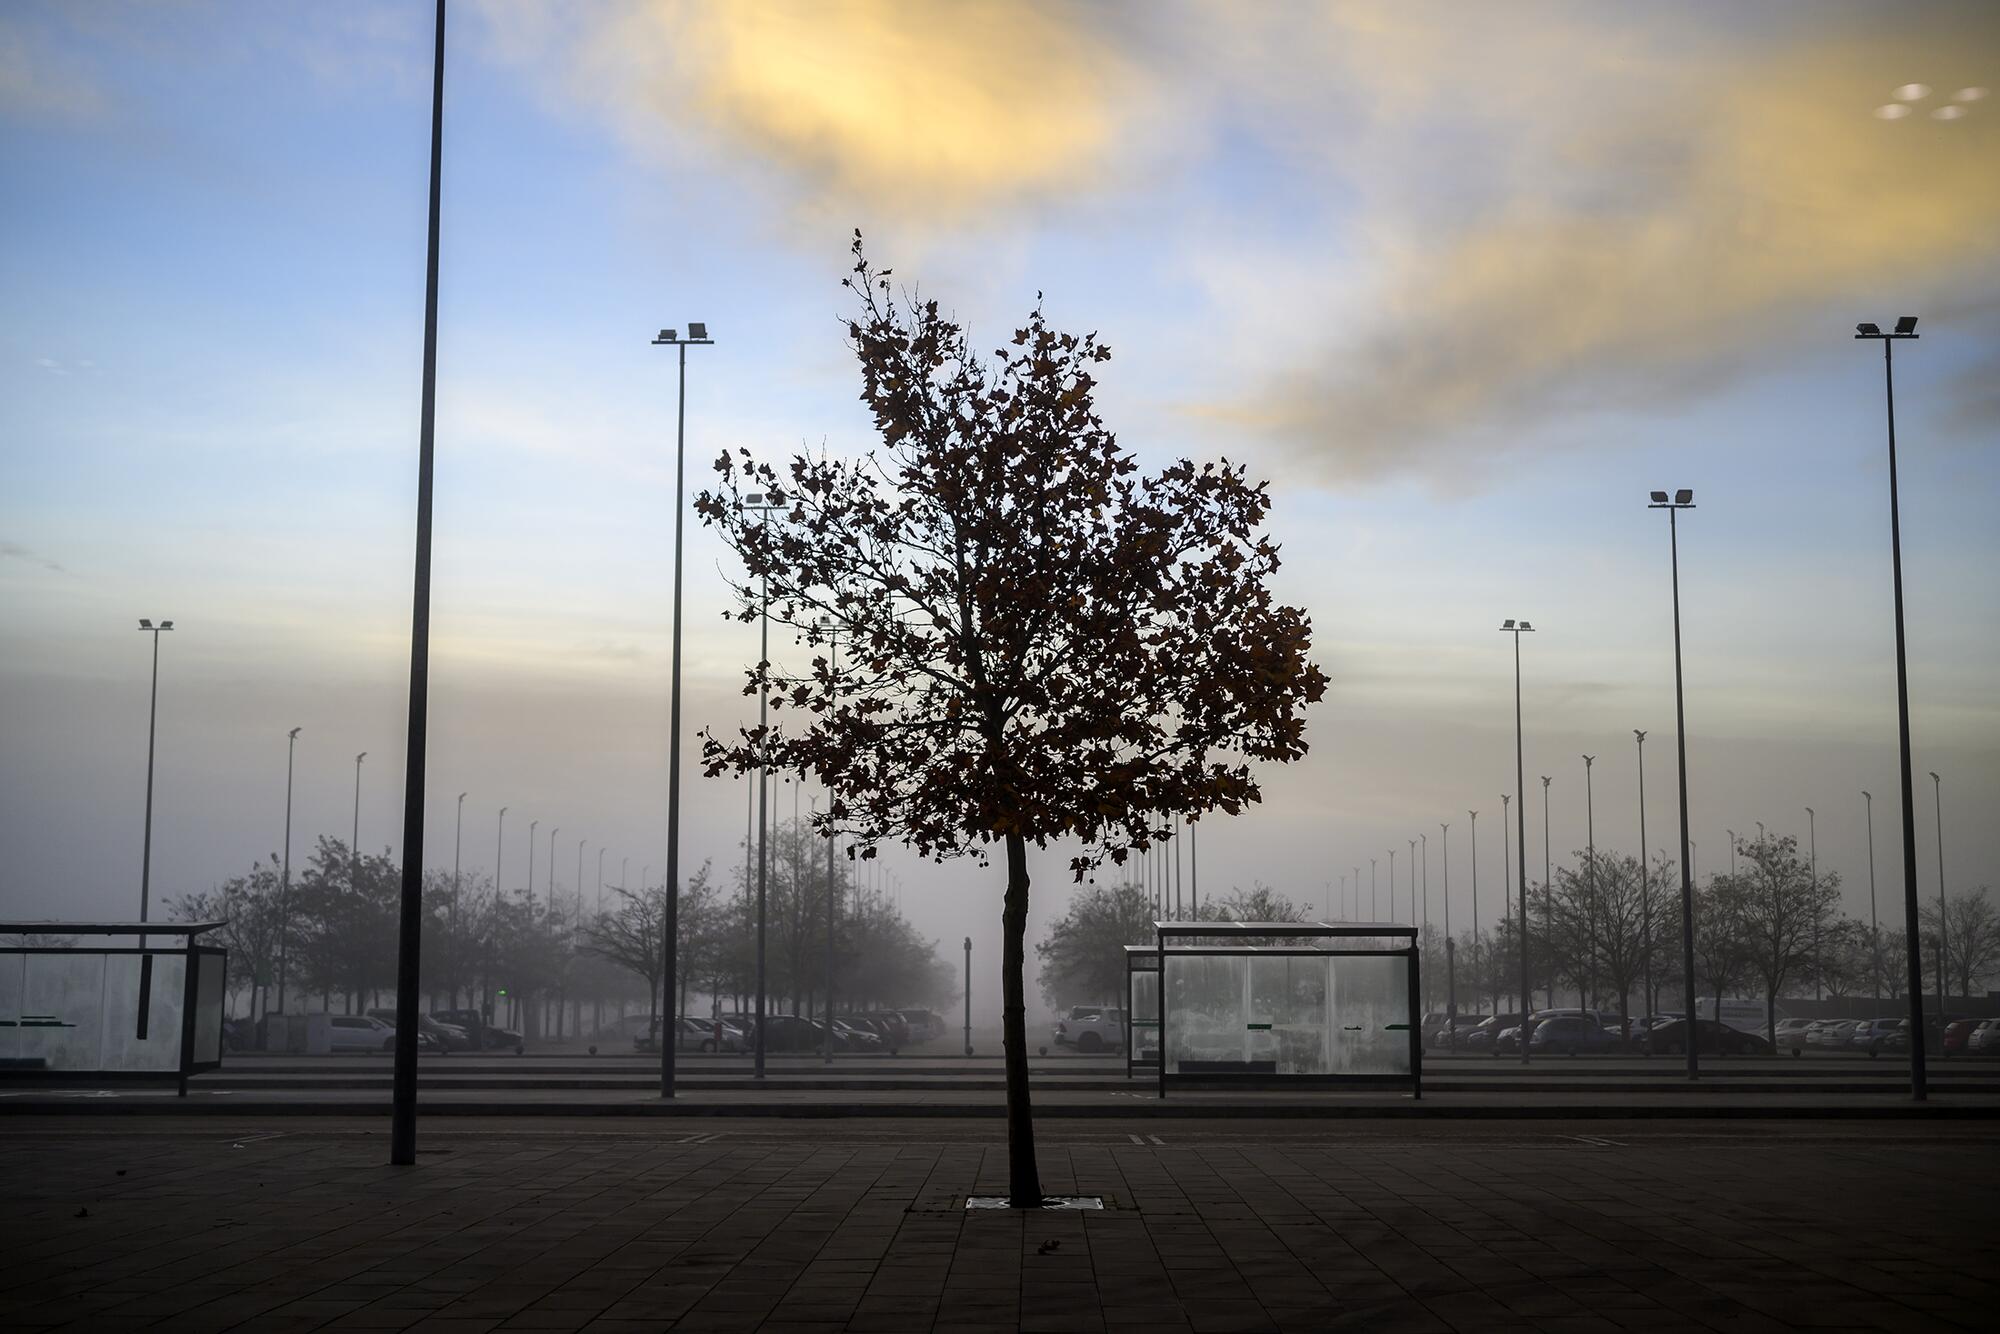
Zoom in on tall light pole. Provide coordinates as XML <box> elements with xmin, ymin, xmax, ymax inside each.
<box><xmin>652</xmin><ymin>320</ymin><xmax>714</xmax><ymax>1097</ymax></box>
<box><xmin>744</xmin><ymin>491</ymin><xmax>783</xmax><ymax>1078</ymax></box>
<box><xmin>1727</xmin><ymin>829</ymin><xmax>1738</xmax><ymax>878</ymax></box>
<box><xmin>528</xmin><ymin>819</ymin><xmax>537</xmax><ymax>910</ymax></box>
<box><xmin>1500</xmin><ymin>618</ymin><xmax>1534</xmax><ymax>1062</ymax></box>
<box><xmin>453</xmin><ymin>791</ymin><xmax>466</xmax><ymax>1007</ymax></box>
<box><xmin>548</xmin><ymin>826</ymin><xmax>559</xmax><ymax>921</ymax></box>
<box><xmin>1440</xmin><ymin>822</ymin><xmax>1453</xmax><ymax>1035</ymax></box>
<box><xmin>278</xmin><ymin>724</ymin><xmax>300</xmax><ymax>1016</ymax></box>
<box><xmin>351</xmin><ymin>752</ymin><xmax>367</xmax><ymax>888</ymax></box>
<box><xmin>1648</xmin><ymin>487</ymin><xmax>1700</xmax><ymax>1082</ymax></box>
<box><xmin>1189</xmin><ymin>820</ymin><xmax>1198</xmax><ymax>919</ymax></box>
<box><xmin>1583</xmin><ymin>754</ymin><xmax>1596</xmax><ymax>1011</ymax></box>
<box><xmin>1806</xmin><ymin>807</ymin><xmax>1819</xmax><ymax>1000</ymax></box>
<box><xmin>1370</xmin><ymin>858</ymin><xmax>1378</xmax><ymax>919</ymax></box>
<box><xmin>132</xmin><ymin>616</ymin><xmax>174</xmax><ymax>1042</ymax></box>
<box><xmin>597</xmin><ymin>847</ymin><xmax>606</xmax><ymax>915</ymax></box>
<box><xmin>496</xmin><ymin>807</ymin><xmax>508</xmax><ymax>903</ymax></box>
<box><xmin>1854</xmin><ymin>316</ymin><xmax>1927</xmax><ymax>1098</ymax></box>
<box><xmin>1504</xmin><ymin>792</ymin><xmax>1512</xmax><ymax>1012</ymax></box>
<box><xmin>963</xmin><ymin>936</ymin><xmax>974</xmax><ymax>1056</ymax></box>
<box><xmin>1418</xmin><ymin>833</ymin><xmax>1428</xmax><ymax>1009</ymax></box>
<box><xmin>1541</xmin><ymin>775</ymin><xmax>1553</xmax><ymax>1009</ymax></box>
<box><xmin>1388</xmin><ymin>848</ymin><xmax>1397</xmax><ymax>924</ymax></box>
<box><xmin>1635</xmin><ymin>731</ymin><xmax>1650</xmax><ymax>1018</ymax></box>
<box><xmin>1863</xmin><ymin>791</ymin><xmax>1880</xmax><ymax>1000</ymax></box>
<box><xmin>277</xmin><ymin>725</ymin><xmax>300</xmax><ymax>1020</ymax></box>
<box><xmin>390</xmin><ymin>0</ymin><xmax>448</xmax><ymax>1169</ymax></box>
<box><xmin>1930</xmin><ymin>771</ymin><xmax>1947</xmax><ymax>1037</ymax></box>
<box><xmin>1467</xmin><ymin>812</ymin><xmax>1478</xmax><ymax>976</ymax></box>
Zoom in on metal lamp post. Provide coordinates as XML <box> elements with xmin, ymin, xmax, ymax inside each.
<box><xmin>1467</xmin><ymin>812</ymin><xmax>1478</xmax><ymax>985</ymax></box>
<box><xmin>351</xmin><ymin>752</ymin><xmax>367</xmax><ymax>888</ymax></box>
<box><xmin>1635</xmin><ymin>731</ymin><xmax>1650</xmax><ymax>1019</ymax></box>
<box><xmin>1806</xmin><ymin>808</ymin><xmax>1818</xmax><ymax>999</ymax></box>
<box><xmin>1541</xmin><ymin>775</ymin><xmax>1553</xmax><ymax>1009</ymax></box>
<box><xmin>1501</xmin><ymin>793</ymin><xmax>1513</xmax><ymax>1015</ymax></box>
<box><xmin>1863</xmin><ymin>791</ymin><xmax>1880</xmax><ymax>1000</ymax></box>
<box><xmin>1499</xmin><ymin>619</ymin><xmax>1534</xmax><ymax>1063</ymax></box>
<box><xmin>133</xmin><ymin>619</ymin><xmax>175</xmax><ymax>1043</ymax></box>
<box><xmin>1930</xmin><ymin>771</ymin><xmax>1947</xmax><ymax>1040</ymax></box>
<box><xmin>1440</xmin><ymin>822</ymin><xmax>1453</xmax><ymax>1041</ymax></box>
<box><xmin>277</xmin><ymin>725</ymin><xmax>299</xmax><ymax>1020</ymax></box>
<box><xmin>744</xmin><ymin>491</ymin><xmax>783</xmax><ymax>1078</ymax></box>
<box><xmin>453</xmin><ymin>792</ymin><xmax>466</xmax><ymax>1007</ymax></box>
<box><xmin>1583</xmin><ymin>754</ymin><xmax>1596</xmax><ymax>1010</ymax></box>
<box><xmin>1854</xmin><ymin>316</ymin><xmax>1927</xmax><ymax>1098</ymax></box>
<box><xmin>1648</xmin><ymin>487</ymin><xmax>1701</xmax><ymax>1082</ymax></box>
<box><xmin>390</xmin><ymin>0</ymin><xmax>447</xmax><ymax>1168</ymax></box>
<box><xmin>652</xmin><ymin>320</ymin><xmax>714</xmax><ymax>1098</ymax></box>
<box><xmin>963</xmin><ymin>936</ymin><xmax>973</xmax><ymax>1056</ymax></box>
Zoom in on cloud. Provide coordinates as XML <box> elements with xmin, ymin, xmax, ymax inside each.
<box><xmin>1181</xmin><ymin>5</ymin><xmax>2000</xmax><ymax>478</ymax></box>
<box><xmin>478</xmin><ymin>0</ymin><xmax>1157</xmax><ymax>225</ymax></box>
<box><xmin>1</xmin><ymin>540</ymin><xmax>66</xmax><ymax>574</ymax></box>
<box><xmin>0</xmin><ymin>21</ymin><xmax>108</xmax><ymax>123</ymax></box>
<box><xmin>483</xmin><ymin>1</ymin><xmax>2000</xmax><ymax>480</ymax></box>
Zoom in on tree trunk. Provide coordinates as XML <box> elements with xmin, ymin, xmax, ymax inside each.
<box><xmin>1002</xmin><ymin>831</ymin><xmax>1043</xmax><ymax>1207</ymax></box>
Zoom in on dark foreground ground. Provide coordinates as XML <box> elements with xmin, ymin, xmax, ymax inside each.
<box><xmin>2</xmin><ymin>1117</ymin><xmax>1995</xmax><ymax>1332</ymax></box>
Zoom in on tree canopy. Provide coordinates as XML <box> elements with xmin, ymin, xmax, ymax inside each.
<box><xmin>696</xmin><ymin>234</ymin><xmax>1327</xmax><ymax>1205</ymax></box>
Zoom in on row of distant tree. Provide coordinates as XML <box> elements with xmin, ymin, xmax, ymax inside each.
<box><xmin>1037</xmin><ymin>831</ymin><xmax>1999</xmax><ymax>1043</ymax></box>
<box><xmin>168</xmin><ymin>817</ymin><xmax>956</xmax><ymax>1036</ymax></box>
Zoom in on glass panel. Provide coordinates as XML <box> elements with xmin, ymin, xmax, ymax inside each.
<box><xmin>100</xmin><ymin>953</ymin><xmax>187</xmax><ymax>1072</ymax></box>
<box><xmin>194</xmin><ymin>950</ymin><xmax>226</xmax><ymax>1063</ymax></box>
<box><xmin>1129</xmin><ymin>969</ymin><xmax>1158</xmax><ymax>1026</ymax></box>
<box><xmin>0</xmin><ymin>954</ymin><xmax>23</xmax><ymax>1064</ymax></box>
<box><xmin>20</xmin><ymin>952</ymin><xmax>107</xmax><ymax>1071</ymax></box>
<box><xmin>1161</xmin><ymin>950</ymin><xmax>1414</xmax><ymax>1077</ymax></box>
<box><xmin>1330</xmin><ymin>954</ymin><xmax>1412</xmax><ymax>1075</ymax></box>
<box><xmin>1165</xmin><ymin>953</ymin><xmax>1252</xmax><ymax>1071</ymax></box>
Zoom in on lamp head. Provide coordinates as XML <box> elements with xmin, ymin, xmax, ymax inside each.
<box><xmin>1501</xmin><ymin>618</ymin><xmax>1515</xmax><ymax>629</ymax></box>
<box><xmin>1634</xmin><ymin>728</ymin><xmax>1646</xmax><ymax>742</ymax></box>
<box><xmin>1650</xmin><ymin>490</ymin><xmax>1669</xmax><ymax>503</ymax></box>
<box><xmin>656</xmin><ymin>328</ymin><xmax>676</xmax><ymax>343</ymax></box>
<box><xmin>1674</xmin><ymin>488</ymin><xmax>1693</xmax><ymax>505</ymax></box>
<box><xmin>1895</xmin><ymin>316</ymin><xmax>1918</xmax><ymax>335</ymax></box>
<box><xmin>357</xmin><ymin>751</ymin><xmax>367</xmax><ymax>763</ymax></box>
<box><xmin>1929</xmin><ymin>770</ymin><xmax>1940</xmax><ymax>782</ymax></box>
<box><xmin>138</xmin><ymin>618</ymin><xmax>151</xmax><ymax>628</ymax></box>
<box><xmin>1856</xmin><ymin>322</ymin><xmax>1880</xmax><ymax>336</ymax></box>
<box><xmin>688</xmin><ymin>321</ymin><xmax>709</xmax><ymax>340</ymax></box>
<box><xmin>1519</xmin><ymin>620</ymin><xmax>1533</xmax><ymax>631</ymax></box>
<box><xmin>289</xmin><ymin>726</ymin><xmax>302</xmax><ymax>739</ymax></box>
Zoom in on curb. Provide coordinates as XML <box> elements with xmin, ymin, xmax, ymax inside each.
<box><xmin>3</xmin><ymin>1099</ymin><xmax>1995</xmax><ymax>1119</ymax></box>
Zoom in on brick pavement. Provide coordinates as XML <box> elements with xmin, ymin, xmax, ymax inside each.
<box><xmin>1</xmin><ymin>1120</ymin><xmax>1994</xmax><ymax>1332</ymax></box>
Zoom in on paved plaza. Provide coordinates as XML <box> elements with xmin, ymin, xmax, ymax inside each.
<box><xmin>2</xmin><ymin>1117</ymin><xmax>1995</xmax><ymax>1332</ymax></box>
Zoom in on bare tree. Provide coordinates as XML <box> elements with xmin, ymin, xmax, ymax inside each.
<box><xmin>1732</xmin><ymin>831</ymin><xmax>1840</xmax><ymax>1044</ymax></box>
<box><xmin>697</xmin><ymin>236</ymin><xmax>1326</xmax><ymax>1205</ymax></box>
<box><xmin>1923</xmin><ymin>888</ymin><xmax>2000</xmax><ymax>1004</ymax></box>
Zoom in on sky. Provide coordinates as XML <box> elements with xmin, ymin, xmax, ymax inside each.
<box><xmin>2</xmin><ymin>1</ymin><xmax>1996</xmax><ymax>1019</ymax></box>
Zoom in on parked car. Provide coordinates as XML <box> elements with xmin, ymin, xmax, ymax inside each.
<box><xmin>725</xmin><ymin>1013</ymin><xmax>833</xmax><ymax>1053</ymax></box>
<box><xmin>635</xmin><ymin>1016</ymin><xmax>748</xmax><ymax>1054</ymax></box>
<box><xmin>829</xmin><ymin>1019</ymin><xmax>887</xmax><ymax>1053</ymax></box>
<box><xmin>432</xmin><ymin>1008</ymin><xmax>526</xmax><ymax>1054</ymax></box>
<box><xmin>325</xmin><ymin>1014</ymin><xmax>398</xmax><ymax>1053</ymax></box>
<box><xmin>1967</xmin><ymin>1018</ymin><xmax>2000</xmax><ymax>1054</ymax></box>
<box><xmin>1431</xmin><ymin>1014</ymin><xmax>1489</xmax><ymax>1048</ymax></box>
<box><xmin>1643</xmin><ymin>1018</ymin><xmax>1770</xmax><ymax>1056</ymax></box>
<box><xmin>896</xmin><ymin>1009</ymin><xmax>947</xmax><ymax>1042</ymax></box>
<box><xmin>1942</xmin><ymin>1018</ymin><xmax>1980</xmax><ymax>1057</ymax></box>
<box><xmin>1806</xmin><ymin>1019</ymin><xmax>1857</xmax><ymax>1050</ymax></box>
<box><xmin>1460</xmin><ymin>1014</ymin><xmax>1523</xmax><ymax>1055</ymax></box>
<box><xmin>365</xmin><ymin>1009</ymin><xmax>474</xmax><ymax>1052</ymax></box>
<box><xmin>1850</xmin><ymin>1017</ymin><xmax>1906</xmax><ymax>1057</ymax></box>
<box><xmin>1052</xmin><ymin>1006</ymin><xmax>1126</xmax><ymax>1053</ymax></box>
<box><xmin>858</xmin><ymin>1011</ymin><xmax>913</xmax><ymax>1049</ymax></box>
<box><xmin>1528</xmin><ymin>1014</ymin><xmax>1622</xmax><ymax>1056</ymax></box>
<box><xmin>1773</xmin><ymin>1017</ymin><xmax>1815</xmax><ymax>1054</ymax></box>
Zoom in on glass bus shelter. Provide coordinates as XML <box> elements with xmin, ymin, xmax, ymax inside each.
<box><xmin>1126</xmin><ymin>920</ymin><xmax>1421</xmax><ymax>1097</ymax></box>
<box><xmin>0</xmin><ymin>920</ymin><xmax>229</xmax><ymax>1094</ymax></box>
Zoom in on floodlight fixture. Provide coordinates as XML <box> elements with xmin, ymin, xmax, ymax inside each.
<box><xmin>139</xmin><ymin>618</ymin><xmax>152</xmax><ymax>628</ymax></box>
<box><xmin>688</xmin><ymin>322</ymin><xmax>709</xmax><ymax>340</ymax></box>
<box><xmin>1894</xmin><ymin>316</ymin><xmax>1918</xmax><ymax>334</ymax></box>
<box><xmin>1856</xmin><ymin>317</ymin><xmax>1918</xmax><ymax>342</ymax></box>
<box><xmin>1501</xmin><ymin>618</ymin><xmax>1515</xmax><ymax>629</ymax></box>
<box><xmin>1856</xmin><ymin>322</ymin><xmax>1880</xmax><ymax>336</ymax></box>
<box><xmin>1650</xmin><ymin>490</ymin><xmax>1669</xmax><ymax>503</ymax></box>
<box><xmin>1675</xmin><ymin>488</ymin><xmax>1693</xmax><ymax>505</ymax></box>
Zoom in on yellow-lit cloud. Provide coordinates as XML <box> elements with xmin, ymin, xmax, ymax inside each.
<box><xmin>487</xmin><ymin>0</ymin><xmax>1145</xmax><ymax>218</ymax></box>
